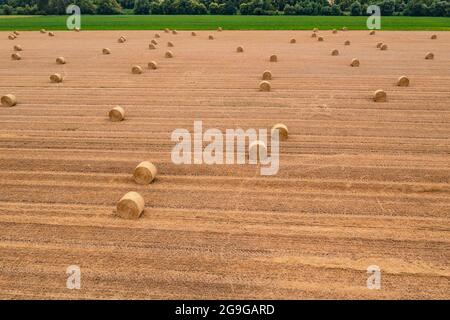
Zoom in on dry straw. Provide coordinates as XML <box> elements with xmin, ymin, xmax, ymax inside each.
<box><xmin>370</xmin><ymin>30</ymin><xmax>376</xmax><ymax>35</ymax></box>
<box><xmin>1</xmin><ymin>94</ymin><xmax>17</xmax><ymax>107</ymax></box>
<box><xmin>430</xmin><ymin>34</ymin><xmax>437</xmax><ymax>40</ymax></box>
<box><xmin>318</xmin><ymin>36</ymin><xmax>324</xmax><ymax>42</ymax></box>
<box><xmin>332</xmin><ymin>29</ymin><xmax>337</xmax><ymax>34</ymax></box>
<box><xmin>133</xmin><ymin>161</ymin><xmax>157</xmax><ymax>185</ymax></box>
<box><xmin>165</xmin><ymin>50</ymin><xmax>173</xmax><ymax>58</ymax></box>
<box><xmin>48</xmin><ymin>32</ymin><xmax>55</xmax><ymax>37</ymax></box>
<box><xmin>118</xmin><ymin>36</ymin><xmax>126</xmax><ymax>43</ymax></box>
<box><xmin>74</xmin><ymin>27</ymin><xmax>80</xmax><ymax>32</ymax></box>
<box><xmin>8</xmin><ymin>34</ymin><xmax>16</xmax><ymax>40</ymax></box>
<box><xmin>208</xmin><ymin>35</ymin><xmax>214</xmax><ymax>40</ymax></box>
<box><xmin>132</xmin><ymin>65</ymin><xmax>143</xmax><ymax>74</ymax></box>
<box><xmin>269</xmin><ymin>54</ymin><xmax>277</xmax><ymax>62</ymax></box>
<box><xmin>164</xmin><ymin>28</ymin><xmax>170</xmax><ymax>33</ymax></box>
<box><xmin>290</xmin><ymin>38</ymin><xmax>296</xmax><ymax>43</ymax></box>
<box><xmin>191</xmin><ymin>31</ymin><xmax>197</xmax><ymax>36</ymax></box>
<box><xmin>109</xmin><ymin>106</ymin><xmax>125</xmax><ymax>122</ymax></box>
<box><xmin>217</xmin><ymin>27</ymin><xmax>223</xmax><ymax>32</ymax></box>
<box><xmin>259</xmin><ymin>81</ymin><xmax>271</xmax><ymax>92</ymax></box>
<box><xmin>56</xmin><ymin>57</ymin><xmax>66</xmax><ymax>64</ymax></box>
<box><xmin>262</xmin><ymin>70</ymin><xmax>272</xmax><ymax>80</ymax></box>
<box><xmin>116</xmin><ymin>191</ymin><xmax>145</xmax><ymax>220</ymax></box>
<box><xmin>313</xmin><ymin>28</ymin><xmax>319</xmax><ymax>33</ymax></box>
<box><xmin>344</xmin><ymin>40</ymin><xmax>350</xmax><ymax>45</ymax></box>
<box><xmin>271</xmin><ymin>124</ymin><xmax>289</xmax><ymax>141</ymax></box>
<box><xmin>396</xmin><ymin>76</ymin><xmax>409</xmax><ymax>87</ymax></box>
<box><xmin>155</xmin><ymin>33</ymin><xmax>160</xmax><ymax>38</ymax></box>
<box><xmin>373</xmin><ymin>89</ymin><xmax>387</xmax><ymax>102</ymax></box>
<box><xmin>311</xmin><ymin>33</ymin><xmax>317</xmax><ymax>38</ymax></box>
<box><xmin>425</xmin><ymin>52</ymin><xmax>434</xmax><ymax>60</ymax></box>
<box><xmin>172</xmin><ymin>30</ymin><xmax>178</xmax><ymax>35</ymax></box>
<box><xmin>40</xmin><ymin>29</ymin><xmax>46</xmax><ymax>34</ymax></box>
<box><xmin>102</xmin><ymin>48</ymin><xmax>111</xmax><ymax>54</ymax></box>
<box><xmin>148</xmin><ymin>61</ymin><xmax>158</xmax><ymax>69</ymax></box>
<box><xmin>151</xmin><ymin>39</ymin><xmax>158</xmax><ymax>45</ymax></box>
<box><xmin>13</xmin><ymin>44</ymin><xmax>22</xmax><ymax>51</ymax></box>
<box><xmin>13</xmin><ymin>31</ymin><xmax>19</xmax><ymax>36</ymax></box>
<box><xmin>236</xmin><ymin>46</ymin><xmax>244</xmax><ymax>53</ymax></box>
<box><xmin>50</xmin><ymin>73</ymin><xmax>63</xmax><ymax>83</ymax></box>
<box><xmin>380</xmin><ymin>44</ymin><xmax>388</xmax><ymax>50</ymax></box>
<box><xmin>376</xmin><ymin>42</ymin><xmax>383</xmax><ymax>48</ymax></box>
<box><xmin>149</xmin><ymin>43</ymin><xmax>156</xmax><ymax>50</ymax></box>
<box><xmin>11</xmin><ymin>53</ymin><xmax>21</xmax><ymax>60</ymax></box>
<box><xmin>167</xmin><ymin>41</ymin><xmax>174</xmax><ymax>47</ymax></box>
<box><xmin>331</xmin><ymin>49</ymin><xmax>339</xmax><ymax>56</ymax></box>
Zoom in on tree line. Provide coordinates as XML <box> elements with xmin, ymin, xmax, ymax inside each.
<box><xmin>0</xmin><ymin>0</ymin><xmax>448</xmax><ymax>16</ymax></box>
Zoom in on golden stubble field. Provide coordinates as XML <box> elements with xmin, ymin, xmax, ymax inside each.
<box><xmin>0</xmin><ymin>29</ymin><xmax>449</xmax><ymax>299</ymax></box>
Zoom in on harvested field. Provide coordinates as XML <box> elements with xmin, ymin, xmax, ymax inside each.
<box><xmin>0</xmin><ymin>30</ymin><xmax>449</xmax><ymax>300</ymax></box>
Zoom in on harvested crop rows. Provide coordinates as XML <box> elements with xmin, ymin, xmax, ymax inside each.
<box><xmin>0</xmin><ymin>29</ymin><xmax>449</xmax><ymax>299</ymax></box>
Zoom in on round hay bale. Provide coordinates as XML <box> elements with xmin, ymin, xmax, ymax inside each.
<box><xmin>430</xmin><ymin>34</ymin><xmax>437</xmax><ymax>40</ymax></box>
<box><xmin>370</xmin><ymin>30</ymin><xmax>376</xmax><ymax>35</ymax></box>
<box><xmin>172</xmin><ymin>30</ymin><xmax>178</xmax><ymax>35</ymax></box>
<box><xmin>131</xmin><ymin>65</ymin><xmax>143</xmax><ymax>74</ymax></box>
<box><xmin>331</xmin><ymin>49</ymin><xmax>339</xmax><ymax>56</ymax></box>
<box><xmin>313</xmin><ymin>28</ymin><xmax>319</xmax><ymax>33</ymax></box>
<box><xmin>271</xmin><ymin>123</ymin><xmax>288</xmax><ymax>141</ymax></box>
<box><xmin>13</xmin><ymin>31</ymin><xmax>19</xmax><ymax>36</ymax></box>
<box><xmin>74</xmin><ymin>27</ymin><xmax>80</xmax><ymax>32</ymax></box>
<box><xmin>40</xmin><ymin>29</ymin><xmax>46</xmax><ymax>34</ymax></box>
<box><xmin>102</xmin><ymin>48</ymin><xmax>111</xmax><ymax>54</ymax></box>
<box><xmin>380</xmin><ymin>44</ymin><xmax>388</xmax><ymax>50</ymax></box>
<box><xmin>13</xmin><ymin>44</ymin><xmax>22</xmax><ymax>51</ymax></box>
<box><xmin>373</xmin><ymin>89</ymin><xmax>387</xmax><ymax>102</ymax></box>
<box><xmin>217</xmin><ymin>27</ymin><xmax>223</xmax><ymax>32</ymax></box>
<box><xmin>1</xmin><ymin>94</ymin><xmax>17</xmax><ymax>107</ymax></box>
<box><xmin>48</xmin><ymin>32</ymin><xmax>55</xmax><ymax>37</ymax></box>
<box><xmin>342</xmin><ymin>27</ymin><xmax>348</xmax><ymax>31</ymax></box>
<box><xmin>155</xmin><ymin>33</ymin><xmax>160</xmax><ymax>38</ymax></box>
<box><xmin>50</xmin><ymin>73</ymin><xmax>63</xmax><ymax>83</ymax></box>
<box><xmin>259</xmin><ymin>81</ymin><xmax>271</xmax><ymax>92</ymax></box>
<box><xmin>167</xmin><ymin>41</ymin><xmax>174</xmax><ymax>47</ymax></box>
<box><xmin>396</xmin><ymin>76</ymin><xmax>410</xmax><ymax>87</ymax></box>
<box><xmin>8</xmin><ymin>34</ymin><xmax>16</xmax><ymax>40</ymax></box>
<box><xmin>164</xmin><ymin>28</ymin><xmax>170</xmax><ymax>33</ymax></box>
<box><xmin>149</xmin><ymin>43</ymin><xmax>156</xmax><ymax>50</ymax></box>
<box><xmin>148</xmin><ymin>61</ymin><xmax>158</xmax><ymax>70</ymax></box>
<box><xmin>133</xmin><ymin>161</ymin><xmax>157</xmax><ymax>185</ymax></box>
<box><xmin>191</xmin><ymin>31</ymin><xmax>197</xmax><ymax>36</ymax></box>
<box><xmin>290</xmin><ymin>38</ymin><xmax>296</xmax><ymax>44</ymax></box>
<box><xmin>317</xmin><ymin>36</ymin><xmax>324</xmax><ymax>42</ymax></box>
<box><xmin>248</xmin><ymin>140</ymin><xmax>268</xmax><ymax>162</ymax></box>
<box><xmin>236</xmin><ymin>46</ymin><xmax>244</xmax><ymax>53</ymax></box>
<box><xmin>118</xmin><ymin>36</ymin><xmax>126</xmax><ymax>43</ymax></box>
<box><xmin>344</xmin><ymin>40</ymin><xmax>350</xmax><ymax>46</ymax></box>
<box><xmin>311</xmin><ymin>33</ymin><xmax>317</xmax><ymax>38</ymax></box>
<box><xmin>151</xmin><ymin>39</ymin><xmax>158</xmax><ymax>45</ymax></box>
<box><xmin>262</xmin><ymin>70</ymin><xmax>272</xmax><ymax>80</ymax></box>
<box><xmin>332</xmin><ymin>29</ymin><xmax>337</xmax><ymax>34</ymax></box>
<box><xmin>269</xmin><ymin>54</ymin><xmax>277</xmax><ymax>62</ymax></box>
<box><xmin>56</xmin><ymin>57</ymin><xmax>66</xmax><ymax>65</ymax></box>
<box><xmin>425</xmin><ymin>52</ymin><xmax>434</xmax><ymax>60</ymax></box>
<box><xmin>11</xmin><ymin>53</ymin><xmax>21</xmax><ymax>60</ymax></box>
<box><xmin>350</xmin><ymin>58</ymin><xmax>360</xmax><ymax>67</ymax></box>
<box><xmin>208</xmin><ymin>35</ymin><xmax>214</xmax><ymax>40</ymax></box>
<box><xmin>116</xmin><ymin>191</ymin><xmax>145</xmax><ymax>220</ymax></box>
<box><xmin>165</xmin><ymin>50</ymin><xmax>173</xmax><ymax>58</ymax></box>
<box><xmin>376</xmin><ymin>42</ymin><xmax>383</xmax><ymax>48</ymax></box>
<box><xmin>109</xmin><ymin>106</ymin><xmax>125</xmax><ymax>122</ymax></box>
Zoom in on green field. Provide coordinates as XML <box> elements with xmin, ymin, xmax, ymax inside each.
<box><xmin>1</xmin><ymin>15</ymin><xmax>449</xmax><ymax>31</ymax></box>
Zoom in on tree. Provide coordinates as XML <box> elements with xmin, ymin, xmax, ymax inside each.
<box><xmin>350</xmin><ymin>0</ymin><xmax>361</xmax><ymax>15</ymax></box>
<box><xmin>96</xmin><ymin>0</ymin><xmax>123</xmax><ymax>14</ymax></box>
<box><xmin>379</xmin><ymin>0</ymin><xmax>395</xmax><ymax>16</ymax></box>
<box><xmin>134</xmin><ymin>0</ymin><xmax>150</xmax><ymax>14</ymax></box>
<box><xmin>331</xmin><ymin>3</ymin><xmax>342</xmax><ymax>15</ymax></box>
<box><xmin>283</xmin><ymin>3</ymin><xmax>296</xmax><ymax>14</ymax></box>
<box><xmin>209</xmin><ymin>1</ymin><xmax>219</xmax><ymax>13</ymax></box>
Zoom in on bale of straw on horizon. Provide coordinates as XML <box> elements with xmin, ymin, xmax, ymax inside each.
<box><xmin>116</xmin><ymin>191</ymin><xmax>145</xmax><ymax>220</ymax></box>
<box><xmin>118</xmin><ymin>36</ymin><xmax>126</xmax><ymax>43</ymax></box>
<box><xmin>269</xmin><ymin>54</ymin><xmax>277</xmax><ymax>62</ymax></box>
<box><xmin>13</xmin><ymin>31</ymin><xmax>19</xmax><ymax>36</ymax></box>
<box><xmin>313</xmin><ymin>28</ymin><xmax>319</xmax><ymax>33</ymax></box>
<box><xmin>13</xmin><ymin>44</ymin><xmax>22</xmax><ymax>51</ymax></box>
<box><xmin>262</xmin><ymin>70</ymin><xmax>272</xmax><ymax>80</ymax></box>
<box><xmin>191</xmin><ymin>31</ymin><xmax>197</xmax><ymax>36</ymax></box>
<box><xmin>155</xmin><ymin>33</ymin><xmax>160</xmax><ymax>38</ymax></box>
<box><xmin>342</xmin><ymin>27</ymin><xmax>348</xmax><ymax>31</ymax></box>
<box><xmin>425</xmin><ymin>52</ymin><xmax>434</xmax><ymax>60</ymax></box>
<box><xmin>165</xmin><ymin>50</ymin><xmax>173</xmax><ymax>58</ymax></box>
<box><xmin>11</xmin><ymin>53</ymin><xmax>21</xmax><ymax>60</ymax></box>
<box><xmin>103</xmin><ymin>48</ymin><xmax>111</xmax><ymax>54</ymax></box>
<box><xmin>172</xmin><ymin>30</ymin><xmax>178</xmax><ymax>35</ymax></box>
<box><xmin>373</xmin><ymin>89</ymin><xmax>387</xmax><ymax>102</ymax></box>
<box><xmin>332</xmin><ymin>29</ymin><xmax>337</xmax><ymax>34</ymax></box>
<box><xmin>259</xmin><ymin>81</ymin><xmax>271</xmax><ymax>92</ymax></box>
<box><xmin>56</xmin><ymin>57</ymin><xmax>66</xmax><ymax>65</ymax></box>
<box><xmin>430</xmin><ymin>34</ymin><xmax>437</xmax><ymax>40</ymax></box>
<box><xmin>8</xmin><ymin>34</ymin><xmax>16</xmax><ymax>40</ymax></box>
<box><xmin>133</xmin><ymin>161</ymin><xmax>157</xmax><ymax>185</ymax></box>
<box><xmin>331</xmin><ymin>49</ymin><xmax>339</xmax><ymax>56</ymax></box>
<box><xmin>370</xmin><ymin>30</ymin><xmax>376</xmax><ymax>35</ymax></box>
<box><xmin>109</xmin><ymin>106</ymin><xmax>125</xmax><ymax>122</ymax></box>
<box><xmin>217</xmin><ymin>27</ymin><xmax>223</xmax><ymax>32</ymax></box>
<box><xmin>164</xmin><ymin>28</ymin><xmax>170</xmax><ymax>33</ymax></box>
<box><xmin>271</xmin><ymin>124</ymin><xmax>289</xmax><ymax>141</ymax></box>
<box><xmin>40</xmin><ymin>29</ymin><xmax>46</xmax><ymax>34</ymax></box>
<box><xmin>48</xmin><ymin>32</ymin><xmax>55</xmax><ymax>37</ymax></box>
<box><xmin>50</xmin><ymin>73</ymin><xmax>63</xmax><ymax>83</ymax></box>
<box><xmin>131</xmin><ymin>65</ymin><xmax>143</xmax><ymax>74</ymax></box>
<box><xmin>148</xmin><ymin>61</ymin><xmax>158</xmax><ymax>69</ymax></box>
<box><xmin>396</xmin><ymin>76</ymin><xmax>410</xmax><ymax>87</ymax></box>
<box><xmin>350</xmin><ymin>58</ymin><xmax>360</xmax><ymax>67</ymax></box>
<box><xmin>318</xmin><ymin>36</ymin><xmax>324</xmax><ymax>42</ymax></box>
<box><xmin>208</xmin><ymin>35</ymin><xmax>214</xmax><ymax>40</ymax></box>
<box><xmin>311</xmin><ymin>33</ymin><xmax>317</xmax><ymax>38</ymax></box>
<box><xmin>1</xmin><ymin>94</ymin><xmax>17</xmax><ymax>107</ymax></box>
